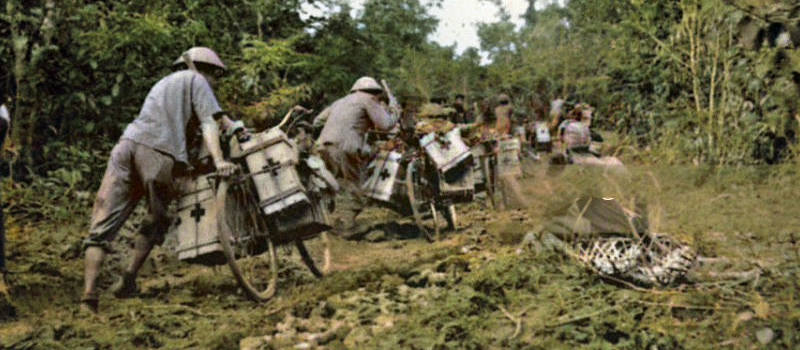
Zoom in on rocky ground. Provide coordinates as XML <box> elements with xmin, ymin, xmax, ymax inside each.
<box><xmin>1</xmin><ymin>162</ymin><xmax>799</xmax><ymax>349</ymax></box>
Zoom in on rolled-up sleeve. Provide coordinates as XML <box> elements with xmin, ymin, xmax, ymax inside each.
<box><xmin>191</xmin><ymin>74</ymin><xmax>222</xmax><ymax>127</ymax></box>
<box><xmin>364</xmin><ymin>99</ymin><xmax>396</xmax><ymax>131</ymax></box>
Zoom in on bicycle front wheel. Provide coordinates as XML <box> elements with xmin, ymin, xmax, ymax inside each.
<box><xmin>216</xmin><ymin>179</ymin><xmax>278</xmax><ymax>302</ymax></box>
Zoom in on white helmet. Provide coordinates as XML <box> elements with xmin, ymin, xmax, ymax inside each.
<box><xmin>350</xmin><ymin>76</ymin><xmax>382</xmax><ymax>93</ymax></box>
<box><xmin>173</xmin><ymin>47</ymin><xmax>226</xmax><ymax>70</ymax></box>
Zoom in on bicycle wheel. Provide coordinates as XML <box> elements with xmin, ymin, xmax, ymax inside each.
<box><xmin>309</xmin><ymin>192</ymin><xmax>333</xmax><ymax>274</ymax></box>
<box><xmin>443</xmin><ymin>204</ymin><xmax>458</xmax><ymax>230</ymax></box>
<box><xmin>291</xmin><ymin>185</ymin><xmax>333</xmax><ymax>276</ymax></box>
<box><xmin>216</xmin><ymin>179</ymin><xmax>278</xmax><ymax>302</ymax></box>
<box><xmin>481</xmin><ymin>156</ymin><xmax>496</xmax><ymax>209</ymax></box>
<box><xmin>296</xmin><ymin>238</ymin><xmax>324</xmax><ymax>278</ymax></box>
<box><xmin>406</xmin><ymin>159</ymin><xmax>440</xmax><ymax>242</ymax></box>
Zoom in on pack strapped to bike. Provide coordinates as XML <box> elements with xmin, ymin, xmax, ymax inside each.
<box><xmin>363</xmin><ymin>150</ymin><xmax>403</xmax><ymax>202</ymax></box>
<box><xmin>239</xmin><ymin>128</ymin><xmax>329</xmax><ymax>243</ymax></box>
<box><xmin>419</xmin><ymin>128</ymin><xmax>474</xmax><ymax>201</ymax></box>
<box><xmin>535</xmin><ymin>122</ymin><xmax>551</xmax><ymax>143</ymax></box>
<box><xmin>470</xmin><ymin>141</ymin><xmax>494</xmax><ymax>191</ymax></box>
<box><xmin>173</xmin><ymin>174</ymin><xmax>226</xmax><ymax>265</ymax></box>
<box><xmin>497</xmin><ymin>138</ymin><xmax>522</xmax><ymax>177</ymax></box>
<box><xmin>420</xmin><ymin>128</ymin><xmax>471</xmax><ymax>178</ymax></box>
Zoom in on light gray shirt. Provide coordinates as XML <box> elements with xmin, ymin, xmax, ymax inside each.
<box><xmin>314</xmin><ymin>91</ymin><xmax>396</xmax><ymax>155</ymax></box>
<box><xmin>121</xmin><ymin>70</ymin><xmax>221</xmax><ymax>163</ymax></box>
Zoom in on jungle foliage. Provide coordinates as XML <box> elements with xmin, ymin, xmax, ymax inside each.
<box><xmin>1</xmin><ymin>0</ymin><xmax>799</xmax><ymax>190</ymax></box>
<box><xmin>0</xmin><ymin>0</ymin><xmax>441</xmax><ymax>185</ymax></box>
<box><xmin>473</xmin><ymin>0</ymin><xmax>800</xmax><ymax>165</ymax></box>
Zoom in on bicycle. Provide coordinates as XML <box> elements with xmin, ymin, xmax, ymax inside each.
<box><xmin>362</xmin><ymin>126</ymin><xmax>474</xmax><ymax>242</ymax></box>
<box><xmin>173</xmin><ymin>108</ymin><xmax>336</xmax><ymax>302</ymax></box>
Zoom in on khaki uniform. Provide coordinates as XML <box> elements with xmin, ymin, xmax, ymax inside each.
<box><xmin>84</xmin><ymin>71</ymin><xmax>222</xmax><ymax>249</ymax></box>
<box><xmin>313</xmin><ymin>91</ymin><xmax>396</xmax><ymax>185</ymax></box>
<box><xmin>85</xmin><ymin>140</ymin><xmax>175</xmax><ymax>248</ymax></box>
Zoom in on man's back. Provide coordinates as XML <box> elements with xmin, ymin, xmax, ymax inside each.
<box><xmin>121</xmin><ymin>70</ymin><xmax>221</xmax><ymax>164</ymax></box>
<box><xmin>316</xmin><ymin>91</ymin><xmax>394</xmax><ymax>155</ymax></box>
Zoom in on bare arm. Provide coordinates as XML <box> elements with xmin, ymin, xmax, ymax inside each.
<box><xmin>192</xmin><ymin>74</ymin><xmax>237</xmax><ymax>175</ymax></box>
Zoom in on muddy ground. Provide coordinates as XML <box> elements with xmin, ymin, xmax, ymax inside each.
<box><xmin>1</xmin><ymin>162</ymin><xmax>799</xmax><ymax>349</ymax></box>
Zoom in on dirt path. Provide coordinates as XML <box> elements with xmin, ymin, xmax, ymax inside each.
<box><xmin>2</xmin><ymin>164</ymin><xmax>799</xmax><ymax>349</ymax></box>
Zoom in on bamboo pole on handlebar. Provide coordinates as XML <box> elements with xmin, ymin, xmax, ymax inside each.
<box><xmin>380</xmin><ymin>80</ymin><xmax>395</xmax><ymax>104</ymax></box>
<box><xmin>275</xmin><ymin>105</ymin><xmax>312</xmax><ymax>130</ymax></box>
<box><xmin>380</xmin><ymin>79</ymin><xmax>401</xmax><ymax>117</ymax></box>
<box><xmin>275</xmin><ymin>108</ymin><xmax>297</xmax><ymax>130</ymax></box>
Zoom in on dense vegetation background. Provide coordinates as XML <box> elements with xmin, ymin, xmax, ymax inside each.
<box><xmin>2</xmin><ymin>2</ymin><xmax>800</xmax><ymax>348</ymax></box>
<box><xmin>1</xmin><ymin>0</ymin><xmax>799</xmax><ymax>220</ymax></box>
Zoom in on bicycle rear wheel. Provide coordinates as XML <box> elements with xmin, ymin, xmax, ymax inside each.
<box><xmin>481</xmin><ymin>156</ymin><xmax>497</xmax><ymax>209</ymax></box>
<box><xmin>406</xmin><ymin>159</ymin><xmax>441</xmax><ymax>242</ymax></box>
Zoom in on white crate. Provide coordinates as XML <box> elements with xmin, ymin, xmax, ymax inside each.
<box><xmin>497</xmin><ymin>138</ymin><xmax>522</xmax><ymax>177</ymax></box>
<box><xmin>174</xmin><ymin>174</ymin><xmax>225</xmax><ymax>265</ymax></box>
<box><xmin>420</xmin><ymin>128</ymin><xmax>472</xmax><ymax>177</ymax></box>
<box><xmin>363</xmin><ymin>150</ymin><xmax>403</xmax><ymax>202</ymax></box>
<box><xmin>240</xmin><ymin>129</ymin><xmax>309</xmax><ymax>217</ymax></box>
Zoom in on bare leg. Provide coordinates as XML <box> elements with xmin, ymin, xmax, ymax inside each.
<box><xmin>113</xmin><ymin>234</ymin><xmax>155</xmax><ymax>298</ymax></box>
<box><xmin>81</xmin><ymin>246</ymin><xmax>106</xmax><ymax>312</ymax></box>
<box><xmin>127</xmin><ymin>234</ymin><xmax>156</xmax><ymax>277</ymax></box>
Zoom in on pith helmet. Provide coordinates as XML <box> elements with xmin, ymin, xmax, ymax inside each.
<box><xmin>173</xmin><ymin>47</ymin><xmax>227</xmax><ymax>70</ymax></box>
<box><xmin>350</xmin><ymin>77</ymin><xmax>383</xmax><ymax>93</ymax></box>
<box><xmin>497</xmin><ymin>94</ymin><xmax>511</xmax><ymax>104</ymax></box>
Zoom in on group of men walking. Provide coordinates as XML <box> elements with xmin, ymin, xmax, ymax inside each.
<box><xmin>0</xmin><ymin>45</ymin><xmax>601</xmax><ymax>316</ymax></box>
<box><xmin>75</xmin><ymin>47</ymin><xmax>409</xmax><ymax>314</ymax></box>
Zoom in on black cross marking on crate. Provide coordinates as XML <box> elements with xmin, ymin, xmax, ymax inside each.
<box><xmin>263</xmin><ymin>157</ymin><xmax>281</xmax><ymax>176</ymax></box>
<box><xmin>190</xmin><ymin>203</ymin><xmax>206</xmax><ymax>223</ymax></box>
<box><xmin>379</xmin><ymin>168</ymin><xmax>391</xmax><ymax>181</ymax></box>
